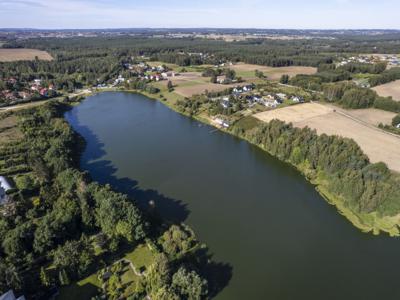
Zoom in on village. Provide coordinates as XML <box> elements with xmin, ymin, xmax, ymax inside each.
<box><xmin>0</xmin><ymin>77</ymin><xmax>58</xmax><ymax>106</ymax></box>
<box><xmin>338</xmin><ymin>54</ymin><xmax>400</xmax><ymax>68</ymax></box>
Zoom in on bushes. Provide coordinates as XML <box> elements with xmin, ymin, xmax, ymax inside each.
<box><xmin>392</xmin><ymin>114</ymin><xmax>400</xmax><ymax>126</ymax></box>
<box><xmin>369</xmin><ymin>67</ymin><xmax>400</xmax><ymax>87</ymax></box>
<box><xmin>323</xmin><ymin>82</ymin><xmax>400</xmax><ymax>112</ymax></box>
<box><xmin>340</xmin><ymin>88</ymin><xmax>376</xmax><ymax>108</ymax></box>
<box><xmin>373</xmin><ymin>97</ymin><xmax>400</xmax><ymax>113</ymax></box>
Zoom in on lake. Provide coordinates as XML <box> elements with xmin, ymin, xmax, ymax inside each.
<box><xmin>65</xmin><ymin>92</ymin><xmax>400</xmax><ymax>300</ymax></box>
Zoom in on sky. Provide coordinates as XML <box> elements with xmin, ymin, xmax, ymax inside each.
<box><xmin>0</xmin><ymin>0</ymin><xmax>399</xmax><ymax>29</ymax></box>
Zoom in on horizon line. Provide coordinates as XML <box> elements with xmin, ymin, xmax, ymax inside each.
<box><xmin>1</xmin><ymin>27</ymin><xmax>400</xmax><ymax>31</ymax></box>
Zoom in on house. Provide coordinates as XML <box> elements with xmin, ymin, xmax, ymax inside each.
<box><xmin>161</xmin><ymin>72</ymin><xmax>175</xmax><ymax>79</ymax></box>
<box><xmin>0</xmin><ymin>290</ymin><xmax>25</xmax><ymax>300</ymax></box>
<box><xmin>214</xmin><ymin>118</ymin><xmax>230</xmax><ymax>128</ymax></box>
<box><xmin>243</xmin><ymin>85</ymin><xmax>253</xmax><ymax>92</ymax></box>
<box><xmin>396</xmin><ymin>124</ymin><xmax>400</xmax><ymax>129</ymax></box>
<box><xmin>220</xmin><ymin>96</ymin><xmax>230</xmax><ymax>109</ymax></box>
<box><xmin>233</xmin><ymin>87</ymin><xmax>244</xmax><ymax>94</ymax></box>
<box><xmin>276</xmin><ymin>93</ymin><xmax>287</xmax><ymax>100</ymax></box>
<box><xmin>18</xmin><ymin>91</ymin><xmax>30</xmax><ymax>99</ymax></box>
<box><xmin>291</xmin><ymin>96</ymin><xmax>304</xmax><ymax>103</ymax></box>
<box><xmin>262</xmin><ymin>95</ymin><xmax>281</xmax><ymax>108</ymax></box>
<box><xmin>114</xmin><ymin>75</ymin><xmax>125</xmax><ymax>85</ymax></box>
<box><xmin>39</xmin><ymin>88</ymin><xmax>48</xmax><ymax>97</ymax></box>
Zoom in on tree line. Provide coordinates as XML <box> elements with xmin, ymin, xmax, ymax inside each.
<box><xmin>232</xmin><ymin>119</ymin><xmax>400</xmax><ymax>219</ymax></box>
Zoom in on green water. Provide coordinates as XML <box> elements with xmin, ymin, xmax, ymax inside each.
<box><xmin>65</xmin><ymin>92</ymin><xmax>400</xmax><ymax>300</ymax></box>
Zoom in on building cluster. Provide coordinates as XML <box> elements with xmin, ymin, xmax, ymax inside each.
<box><xmin>214</xmin><ymin>85</ymin><xmax>304</xmax><ymax>110</ymax></box>
<box><xmin>338</xmin><ymin>55</ymin><xmax>400</xmax><ymax>67</ymax></box>
<box><xmin>121</xmin><ymin>62</ymin><xmax>178</xmax><ymax>83</ymax></box>
<box><xmin>0</xmin><ymin>77</ymin><xmax>55</xmax><ymax>105</ymax></box>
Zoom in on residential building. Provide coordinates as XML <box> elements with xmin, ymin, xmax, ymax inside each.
<box><xmin>0</xmin><ymin>176</ymin><xmax>12</xmax><ymax>205</ymax></box>
<box><xmin>0</xmin><ymin>290</ymin><xmax>25</xmax><ymax>300</ymax></box>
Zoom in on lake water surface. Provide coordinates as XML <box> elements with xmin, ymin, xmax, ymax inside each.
<box><xmin>65</xmin><ymin>92</ymin><xmax>400</xmax><ymax>300</ymax></box>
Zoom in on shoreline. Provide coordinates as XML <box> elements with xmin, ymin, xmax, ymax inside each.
<box><xmin>13</xmin><ymin>87</ymin><xmax>398</xmax><ymax>237</ymax></box>
<box><xmin>117</xmin><ymin>88</ymin><xmax>400</xmax><ymax>237</ymax></box>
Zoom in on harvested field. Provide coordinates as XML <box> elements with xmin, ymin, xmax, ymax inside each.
<box><xmin>231</xmin><ymin>63</ymin><xmax>317</xmax><ymax>81</ymax></box>
<box><xmin>254</xmin><ymin>102</ymin><xmax>400</xmax><ymax>172</ymax></box>
<box><xmin>372</xmin><ymin>80</ymin><xmax>400</xmax><ymax>101</ymax></box>
<box><xmin>0</xmin><ymin>48</ymin><xmax>53</xmax><ymax>62</ymax></box>
<box><xmin>344</xmin><ymin>108</ymin><xmax>396</xmax><ymax>126</ymax></box>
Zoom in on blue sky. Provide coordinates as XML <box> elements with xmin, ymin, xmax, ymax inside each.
<box><xmin>0</xmin><ymin>0</ymin><xmax>399</xmax><ymax>29</ymax></box>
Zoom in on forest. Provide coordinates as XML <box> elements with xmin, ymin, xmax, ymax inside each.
<box><xmin>0</xmin><ymin>102</ymin><xmax>215</xmax><ymax>299</ymax></box>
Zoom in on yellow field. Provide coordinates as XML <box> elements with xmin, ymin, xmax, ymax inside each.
<box><xmin>231</xmin><ymin>63</ymin><xmax>317</xmax><ymax>81</ymax></box>
<box><xmin>0</xmin><ymin>48</ymin><xmax>53</xmax><ymax>62</ymax></box>
<box><xmin>254</xmin><ymin>103</ymin><xmax>400</xmax><ymax>172</ymax></box>
<box><xmin>372</xmin><ymin>80</ymin><xmax>400</xmax><ymax>101</ymax></box>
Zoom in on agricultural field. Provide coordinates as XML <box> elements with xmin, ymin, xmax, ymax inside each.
<box><xmin>372</xmin><ymin>80</ymin><xmax>400</xmax><ymax>101</ymax></box>
<box><xmin>254</xmin><ymin>102</ymin><xmax>400</xmax><ymax>172</ymax></box>
<box><xmin>0</xmin><ymin>48</ymin><xmax>53</xmax><ymax>62</ymax></box>
<box><xmin>230</xmin><ymin>63</ymin><xmax>317</xmax><ymax>81</ymax></box>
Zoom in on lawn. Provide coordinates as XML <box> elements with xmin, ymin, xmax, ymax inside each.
<box><xmin>57</xmin><ymin>273</ymin><xmax>101</xmax><ymax>300</ymax></box>
<box><xmin>56</xmin><ymin>243</ymin><xmax>155</xmax><ymax>300</ymax></box>
<box><xmin>124</xmin><ymin>243</ymin><xmax>155</xmax><ymax>273</ymax></box>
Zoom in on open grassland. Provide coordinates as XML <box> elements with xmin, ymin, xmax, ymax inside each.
<box><xmin>174</xmin><ymin>82</ymin><xmax>243</xmax><ymax>97</ymax></box>
<box><xmin>0</xmin><ymin>48</ymin><xmax>53</xmax><ymax>62</ymax></box>
<box><xmin>231</xmin><ymin>63</ymin><xmax>317</xmax><ymax>81</ymax></box>
<box><xmin>254</xmin><ymin>102</ymin><xmax>400</xmax><ymax>172</ymax></box>
<box><xmin>0</xmin><ymin>114</ymin><xmax>22</xmax><ymax>143</ymax></box>
<box><xmin>157</xmin><ymin>71</ymin><xmax>246</xmax><ymax>97</ymax></box>
<box><xmin>372</xmin><ymin>80</ymin><xmax>400</xmax><ymax>101</ymax></box>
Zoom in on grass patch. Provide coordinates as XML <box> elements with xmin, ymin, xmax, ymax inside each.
<box><xmin>57</xmin><ymin>273</ymin><xmax>101</xmax><ymax>300</ymax></box>
<box><xmin>234</xmin><ymin>116</ymin><xmax>262</xmax><ymax>131</ymax></box>
<box><xmin>124</xmin><ymin>244</ymin><xmax>155</xmax><ymax>272</ymax></box>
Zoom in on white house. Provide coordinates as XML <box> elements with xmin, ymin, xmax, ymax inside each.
<box><xmin>291</xmin><ymin>96</ymin><xmax>304</xmax><ymax>103</ymax></box>
<box><xmin>214</xmin><ymin>118</ymin><xmax>230</xmax><ymax>128</ymax></box>
<box><xmin>396</xmin><ymin>124</ymin><xmax>400</xmax><ymax>129</ymax></box>
<box><xmin>276</xmin><ymin>93</ymin><xmax>287</xmax><ymax>100</ymax></box>
<box><xmin>243</xmin><ymin>85</ymin><xmax>253</xmax><ymax>92</ymax></box>
<box><xmin>233</xmin><ymin>87</ymin><xmax>243</xmax><ymax>94</ymax></box>
<box><xmin>0</xmin><ymin>176</ymin><xmax>12</xmax><ymax>205</ymax></box>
